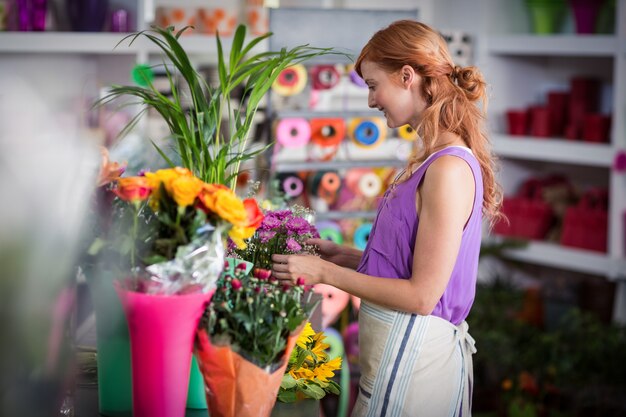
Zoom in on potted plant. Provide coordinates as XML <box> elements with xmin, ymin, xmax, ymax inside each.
<box><xmin>98</xmin><ymin>24</ymin><xmax>335</xmax><ymax>189</ymax></box>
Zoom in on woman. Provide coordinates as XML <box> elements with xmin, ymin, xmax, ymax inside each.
<box><xmin>272</xmin><ymin>20</ymin><xmax>501</xmax><ymax>416</ymax></box>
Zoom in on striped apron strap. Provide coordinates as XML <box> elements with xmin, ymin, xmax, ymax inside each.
<box><xmin>456</xmin><ymin>321</ymin><xmax>477</xmax><ymax>417</ymax></box>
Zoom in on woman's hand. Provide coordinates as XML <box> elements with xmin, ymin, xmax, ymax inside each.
<box><xmin>306</xmin><ymin>238</ymin><xmax>362</xmax><ymax>269</ymax></box>
<box><xmin>307</xmin><ymin>238</ymin><xmax>341</xmax><ymax>262</ymax></box>
<box><xmin>271</xmin><ymin>253</ymin><xmax>330</xmax><ymax>286</ymax></box>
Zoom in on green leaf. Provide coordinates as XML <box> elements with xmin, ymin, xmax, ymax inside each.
<box><xmin>277</xmin><ymin>389</ymin><xmax>297</xmax><ymax>403</ymax></box>
<box><xmin>326</xmin><ymin>380</ymin><xmax>341</xmax><ymax>395</ymax></box>
<box><xmin>301</xmin><ymin>383</ymin><xmax>326</xmax><ymax>400</ymax></box>
<box><xmin>280</xmin><ymin>374</ymin><xmax>298</xmax><ymax>389</ymax></box>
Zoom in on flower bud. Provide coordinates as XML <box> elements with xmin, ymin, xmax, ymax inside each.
<box><xmin>231</xmin><ymin>278</ymin><xmax>242</xmax><ymax>290</ymax></box>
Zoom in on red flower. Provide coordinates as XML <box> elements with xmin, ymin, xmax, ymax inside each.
<box><xmin>253</xmin><ymin>268</ymin><xmax>271</xmax><ymax>280</ymax></box>
<box><xmin>243</xmin><ymin>198</ymin><xmax>264</xmax><ymax>228</ymax></box>
<box><xmin>296</xmin><ymin>277</ymin><xmax>306</xmax><ymax>286</ymax></box>
<box><xmin>114</xmin><ymin>177</ymin><xmax>151</xmax><ymax>202</ymax></box>
<box><xmin>231</xmin><ymin>279</ymin><xmax>242</xmax><ymax>290</ymax></box>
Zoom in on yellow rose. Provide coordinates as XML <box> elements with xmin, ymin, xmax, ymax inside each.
<box><xmin>228</xmin><ymin>225</ymin><xmax>255</xmax><ymax>249</ymax></box>
<box><xmin>210</xmin><ymin>189</ymin><xmax>248</xmax><ymax>226</ymax></box>
<box><xmin>145</xmin><ymin>167</ymin><xmax>192</xmax><ymax>194</ymax></box>
<box><xmin>145</xmin><ymin>167</ymin><xmax>195</xmax><ymax>210</ymax></box>
<box><xmin>170</xmin><ymin>176</ymin><xmax>203</xmax><ymax>207</ymax></box>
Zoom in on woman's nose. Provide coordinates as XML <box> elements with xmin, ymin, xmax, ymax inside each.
<box><xmin>367</xmin><ymin>94</ymin><xmax>376</xmax><ymax>108</ymax></box>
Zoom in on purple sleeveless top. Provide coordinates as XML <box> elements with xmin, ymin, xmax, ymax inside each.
<box><xmin>356</xmin><ymin>147</ymin><xmax>484</xmax><ymax>325</ymax></box>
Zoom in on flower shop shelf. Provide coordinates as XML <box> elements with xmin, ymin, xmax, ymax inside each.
<box><xmin>315</xmin><ymin>210</ymin><xmax>377</xmax><ymax>221</ymax></box>
<box><xmin>489</xmin><ymin>237</ymin><xmax>626</xmax><ymax>280</ymax></box>
<box><xmin>274</xmin><ymin>109</ymin><xmax>382</xmax><ymax>119</ymax></box>
<box><xmin>273</xmin><ymin>159</ymin><xmax>406</xmax><ymax>173</ymax></box>
<box><xmin>486</xmin><ymin>35</ymin><xmax>618</xmax><ymax>57</ymax></box>
<box><xmin>0</xmin><ymin>32</ymin><xmax>268</xmax><ymax>56</ymax></box>
<box><xmin>492</xmin><ymin>134</ymin><xmax>614</xmax><ymax>167</ymax></box>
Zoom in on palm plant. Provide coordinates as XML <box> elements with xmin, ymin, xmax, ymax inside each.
<box><xmin>99</xmin><ymin>25</ymin><xmax>335</xmax><ymax>189</ymax></box>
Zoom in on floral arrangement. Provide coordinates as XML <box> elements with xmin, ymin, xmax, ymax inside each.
<box><xmin>195</xmin><ymin>258</ymin><xmax>319</xmax><ymax>417</ymax></box>
<box><xmin>278</xmin><ymin>322</ymin><xmax>342</xmax><ymax>403</ymax></box>
<box><xmin>102</xmin><ymin>167</ymin><xmax>263</xmax><ymax>294</ymax></box>
<box><xmin>228</xmin><ymin>206</ymin><xmax>320</xmax><ymax>269</ymax></box>
<box><xmin>200</xmin><ymin>258</ymin><xmax>316</xmax><ymax>368</ymax></box>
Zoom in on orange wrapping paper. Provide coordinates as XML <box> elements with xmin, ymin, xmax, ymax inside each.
<box><xmin>194</xmin><ymin>327</ymin><xmax>302</xmax><ymax>417</ymax></box>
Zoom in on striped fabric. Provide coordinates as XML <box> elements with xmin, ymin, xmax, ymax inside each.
<box><xmin>352</xmin><ymin>301</ymin><xmax>476</xmax><ymax>417</ymax></box>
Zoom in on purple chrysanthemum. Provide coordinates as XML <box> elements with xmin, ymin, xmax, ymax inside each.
<box><xmin>272</xmin><ymin>210</ymin><xmax>293</xmax><ymax>221</ymax></box>
<box><xmin>258</xmin><ymin>229</ymin><xmax>277</xmax><ymax>243</ymax></box>
<box><xmin>286</xmin><ymin>237</ymin><xmax>302</xmax><ymax>253</ymax></box>
<box><xmin>260</xmin><ymin>215</ymin><xmax>282</xmax><ymax>231</ymax></box>
<box><xmin>285</xmin><ymin>216</ymin><xmax>311</xmax><ymax>235</ymax></box>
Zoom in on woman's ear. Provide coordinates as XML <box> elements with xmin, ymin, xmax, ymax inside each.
<box><xmin>400</xmin><ymin>65</ymin><xmax>415</xmax><ymax>89</ymax></box>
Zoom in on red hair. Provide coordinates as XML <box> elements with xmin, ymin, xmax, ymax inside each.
<box><xmin>355</xmin><ymin>20</ymin><xmax>502</xmax><ymax>226</ymax></box>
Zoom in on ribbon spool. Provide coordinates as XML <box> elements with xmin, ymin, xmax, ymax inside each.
<box><xmin>315</xmin><ymin>220</ymin><xmax>344</xmax><ymax>244</ymax></box>
<box><xmin>346</xmin><ymin>64</ymin><xmax>367</xmax><ymax>88</ymax></box>
<box><xmin>398</xmin><ymin>124</ymin><xmax>418</xmax><ymax>141</ymax></box>
<box><xmin>310</xmin><ymin>118</ymin><xmax>346</xmax><ymax>147</ymax></box>
<box><xmin>349</xmin><ymin>118</ymin><xmax>386</xmax><ymax>148</ymax></box>
<box><xmin>353</xmin><ymin>223</ymin><xmax>373</xmax><ymax>250</ymax></box>
<box><xmin>358</xmin><ymin>172</ymin><xmax>382</xmax><ymax>198</ymax></box>
<box><xmin>276</xmin><ymin>118</ymin><xmax>311</xmax><ymax>148</ymax></box>
<box><xmin>345</xmin><ymin>168</ymin><xmax>371</xmax><ymax>195</ymax></box>
<box><xmin>271</xmin><ymin>64</ymin><xmax>307</xmax><ymax>96</ymax></box>
<box><xmin>277</xmin><ymin>173</ymin><xmax>305</xmax><ymax>198</ymax></box>
<box><xmin>309</xmin><ymin>170</ymin><xmax>341</xmax><ymax>204</ymax></box>
<box><xmin>311</xmin><ymin>65</ymin><xmax>341</xmax><ymax>90</ymax></box>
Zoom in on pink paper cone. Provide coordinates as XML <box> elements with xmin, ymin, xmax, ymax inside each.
<box><xmin>115</xmin><ymin>283</ymin><xmax>213</xmax><ymax>417</ymax></box>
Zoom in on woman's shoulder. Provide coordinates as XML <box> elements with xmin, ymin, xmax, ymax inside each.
<box><xmin>421</xmin><ymin>154</ymin><xmax>475</xmax><ymax>193</ymax></box>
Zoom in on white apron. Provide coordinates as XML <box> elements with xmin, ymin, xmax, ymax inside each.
<box><xmin>352</xmin><ymin>301</ymin><xmax>476</xmax><ymax>417</ymax></box>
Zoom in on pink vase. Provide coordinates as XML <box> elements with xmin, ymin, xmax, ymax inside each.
<box><xmin>115</xmin><ymin>282</ymin><xmax>213</xmax><ymax>417</ymax></box>
<box><xmin>569</xmin><ymin>0</ymin><xmax>605</xmax><ymax>34</ymax></box>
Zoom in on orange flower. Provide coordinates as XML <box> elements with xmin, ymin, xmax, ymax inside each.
<box><xmin>243</xmin><ymin>198</ymin><xmax>264</xmax><ymax>228</ymax></box>
<box><xmin>114</xmin><ymin>177</ymin><xmax>151</xmax><ymax>202</ymax></box>
<box><xmin>97</xmin><ymin>147</ymin><xmax>126</xmax><ymax>187</ymax></box>
<box><xmin>501</xmin><ymin>378</ymin><xmax>513</xmax><ymax>391</ymax></box>
<box><xmin>202</xmin><ymin>188</ymin><xmax>248</xmax><ymax>226</ymax></box>
<box><xmin>170</xmin><ymin>176</ymin><xmax>204</xmax><ymax>207</ymax></box>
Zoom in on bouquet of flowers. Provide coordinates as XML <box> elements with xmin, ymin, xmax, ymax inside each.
<box><xmin>195</xmin><ymin>258</ymin><xmax>318</xmax><ymax>417</ymax></box>
<box><xmin>106</xmin><ymin>166</ymin><xmax>263</xmax><ymax>294</ymax></box>
<box><xmin>228</xmin><ymin>205</ymin><xmax>320</xmax><ymax>270</ymax></box>
<box><xmin>97</xmin><ymin>167</ymin><xmax>264</xmax><ymax>417</ymax></box>
<box><xmin>278</xmin><ymin>322</ymin><xmax>342</xmax><ymax>403</ymax></box>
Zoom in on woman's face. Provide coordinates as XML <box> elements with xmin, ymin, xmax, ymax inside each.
<box><xmin>360</xmin><ymin>60</ymin><xmax>427</xmax><ymax>129</ymax></box>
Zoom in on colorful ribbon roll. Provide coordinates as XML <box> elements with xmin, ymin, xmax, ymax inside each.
<box><xmin>309</xmin><ymin>170</ymin><xmax>341</xmax><ymax>203</ymax></box>
<box><xmin>398</xmin><ymin>124</ymin><xmax>418</xmax><ymax>141</ymax></box>
<box><xmin>315</xmin><ymin>221</ymin><xmax>344</xmax><ymax>244</ymax></box>
<box><xmin>345</xmin><ymin>64</ymin><xmax>367</xmax><ymax>88</ymax></box>
<box><xmin>271</xmin><ymin>64</ymin><xmax>307</xmax><ymax>96</ymax></box>
<box><xmin>310</xmin><ymin>118</ymin><xmax>346</xmax><ymax>147</ymax></box>
<box><xmin>348</xmin><ymin>118</ymin><xmax>386</xmax><ymax>148</ymax></box>
<box><xmin>353</xmin><ymin>223</ymin><xmax>372</xmax><ymax>250</ymax></box>
<box><xmin>358</xmin><ymin>172</ymin><xmax>382</xmax><ymax>198</ymax></box>
<box><xmin>276</xmin><ymin>118</ymin><xmax>311</xmax><ymax>148</ymax></box>
<box><xmin>278</xmin><ymin>173</ymin><xmax>305</xmax><ymax>198</ymax></box>
<box><xmin>311</xmin><ymin>65</ymin><xmax>341</xmax><ymax>90</ymax></box>
<box><xmin>345</xmin><ymin>168</ymin><xmax>371</xmax><ymax>195</ymax></box>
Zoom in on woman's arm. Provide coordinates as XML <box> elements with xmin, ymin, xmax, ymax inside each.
<box><xmin>307</xmin><ymin>238</ymin><xmax>363</xmax><ymax>270</ymax></box>
<box><xmin>273</xmin><ymin>156</ymin><xmax>475</xmax><ymax>314</ymax></box>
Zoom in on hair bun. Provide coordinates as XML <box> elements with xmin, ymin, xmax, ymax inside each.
<box><xmin>455</xmin><ymin>66</ymin><xmax>485</xmax><ymax>102</ymax></box>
